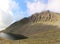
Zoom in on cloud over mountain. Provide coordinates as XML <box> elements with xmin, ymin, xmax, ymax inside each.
<box><xmin>0</xmin><ymin>0</ymin><xmax>60</xmax><ymax>31</ymax></box>
<box><xmin>26</xmin><ymin>0</ymin><xmax>47</xmax><ymax>16</ymax></box>
<box><xmin>26</xmin><ymin>0</ymin><xmax>60</xmax><ymax>15</ymax></box>
<box><xmin>48</xmin><ymin>0</ymin><xmax>60</xmax><ymax>13</ymax></box>
<box><xmin>0</xmin><ymin>0</ymin><xmax>20</xmax><ymax>31</ymax></box>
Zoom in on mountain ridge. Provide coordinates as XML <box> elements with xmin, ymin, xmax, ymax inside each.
<box><xmin>29</xmin><ymin>10</ymin><xmax>57</xmax><ymax>23</ymax></box>
<box><xmin>1</xmin><ymin>10</ymin><xmax>60</xmax><ymax>44</ymax></box>
<box><xmin>2</xmin><ymin>10</ymin><xmax>60</xmax><ymax>34</ymax></box>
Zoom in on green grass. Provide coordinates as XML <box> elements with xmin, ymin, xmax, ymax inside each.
<box><xmin>19</xmin><ymin>29</ymin><xmax>60</xmax><ymax>44</ymax></box>
<box><xmin>1</xmin><ymin>22</ymin><xmax>60</xmax><ymax>44</ymax></box>
<box><xmin>1</xmin><ymin>10</ymin><xmax>60</xmax><ymax>44</ymax></box>
<box><xmin>1</xmin><ymin>28</ymin><xmax>60</xmax><ymax>44</ymax></box>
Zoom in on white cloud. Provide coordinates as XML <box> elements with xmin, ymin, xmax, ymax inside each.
<box><xmin>48</xmin><ymin>0</ymin><xmax>60</xmax><ymax>13</ymax></box>
<box><xmin>0</xmin><ymin>0</ymin><xmax>20</xmax><ymax>31</ymax></box>
<box><xmin>0</xmin><ymin>10</ymin><xmax>13</xmax><ymax>31</ymax></box>
<box><xmin>26</xmin><ymin>0</ymin><xmax>60</xmax><ymax>16</ymax></box>
<box><xmin>0</xmin><ymin>0</ymin><xmax>9</xmax><ymax>13</ymax></box>
<box><xmin>1</xmin><ymin>0</ymin><xmax>60</xmax><ymax>31</ymax></box>
<box><xmin>0</xmin><ymin>0</ymin><xmax>20</xmax><ymax>15</ymax></box>
<box><xmin>26</xmin><ymin>0</ymin><xmax>47</xmax><ymax>16</ymax></box>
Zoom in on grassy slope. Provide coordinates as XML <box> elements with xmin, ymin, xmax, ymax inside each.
<box><xmin>17</xmin><ymin>23</ymin><xmax>60</xmax><ymax>44</ymax></box>
<box><xmin>1</xmin><ymin>28</ymin><xmax>60</xmax><ymax>44</ymax></box>
<box><xmin>3</xmin><ymin>17</ymin><xmax>29</xmax><ymax>33</ymax></box>
<box><xmin>1</xmin><ymin>13</ymin><xmax>60</xmax><ymax>44</ymax></box>
<box><xmin>1</xmin><ymin>23</ymin><xmax>60</xmax><ymax>44</ymax></box>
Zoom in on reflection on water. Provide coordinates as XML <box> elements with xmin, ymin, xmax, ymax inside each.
<box><xmin>0</xmin><ymin>32</ymin><xmax>28</xmax><ymax>40</ymax></box>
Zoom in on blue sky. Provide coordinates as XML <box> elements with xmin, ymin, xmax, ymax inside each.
<box><xmin>15</xmin><ymin>0</ymin><xmax>48</xmax><ymax>12</ymax></box>
<box><xmin>13</xmin><ymin>0</ymin><xmax>48</xmax><ymax>21</ymax></box>
<box><xmin>0</xmin><ymin>0</ymin><xmax>60</xmax><ymax>31</ymax></box>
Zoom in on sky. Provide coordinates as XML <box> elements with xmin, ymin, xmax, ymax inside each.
<box><xmin>0</xmin><ymin>0</ymin><xmax>60</xmax><ymax>31</ymax></box>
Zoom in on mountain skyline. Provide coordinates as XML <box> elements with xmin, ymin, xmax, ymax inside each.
<box><xmin>1</xmin><ymin>10</ymin><xmax>60</xmax><ymax>44</ymax></box>
<box><xmin>0</xmin><ymin>0</ymin><xmax>60</xmax><ymax>31</ymax></box>
<box><xmin>0</xmin><ymin>10</ymin><xmax>60</xmax><ymax>31</ymax></box>
<box><xmin>3</xmin><ymin>10</ymin><xmax>60</xmax><ymax>33</ymax></box>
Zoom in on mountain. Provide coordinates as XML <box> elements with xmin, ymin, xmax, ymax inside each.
<box><xmin>2</xmin><ymin>10</ymin><xmax>59</xmax><ymax>34</ymax></box>
<box><xmin>1</xmin><ymin>10</ymin><xmax>60</xmax><ymax>44</ymax></box>
<box><xmin>29</xmin><ymin>10</ymin><xmax>57</xmax><ymax>22</ymax></box>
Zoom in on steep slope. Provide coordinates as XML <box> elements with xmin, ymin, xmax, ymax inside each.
<box><xmin>29</xmin><ymin>10</ymin><xmax>57</xmax><ymax>22</ymax></box>
<box><xmin>2</xmin><ymin>17</ymin><xmax>29</xmax><ymax>33</ymax></box>
<box><xmin>1</xmin><ymin>10</ymin><xmax>60</xmax><ymax>44</ymax></box>
<box><xmin>1</xmin><ymin>23</ymin><xmax>60</xmax><ymax>44</ymax></box>
<box><xmin>3</xmin><ymin>10</ymin><xmax>60</xmax><ymax>34</ymax></box>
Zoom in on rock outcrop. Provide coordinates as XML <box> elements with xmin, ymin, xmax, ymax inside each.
<box><xmin>29</xmin><ymin>10</ymin><xmax>57</xmax><ymax>22</ymax></box>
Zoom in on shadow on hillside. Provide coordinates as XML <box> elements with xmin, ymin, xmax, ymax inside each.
<box><xmin>0</xmin><ymin>33</ymin><xmax>28</xmax><ymax>40</ymax></box>
<box><xmin>7</xmin><ymin>33</ymin><xmax>28</xmax><ymax>40</ymax></box>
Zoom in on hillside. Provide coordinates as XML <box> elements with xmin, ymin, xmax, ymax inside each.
<box><xmin>3</xmin><ymin>10</ymin><xmax>60</xmax><ymax>34</ymax></box>
<box><xmin>29</xmin><ymin>10</ymin><xmax>57</xmax><ymax>22</ymax></box>
<box><xmin>1</xmin><ymin>10</ymin><xmax>60</xmax><ymax>44</ymax></box>
<box><xmin>1</xmin><ymin>24</ymin><xmax>60</xmax><ymax>44</ymax></box>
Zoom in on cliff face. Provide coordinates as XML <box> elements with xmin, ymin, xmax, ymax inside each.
<box><xmin>29</xmin><ymin>10</ymin><xmax>57</xmax><ymax>22</ymax></box>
